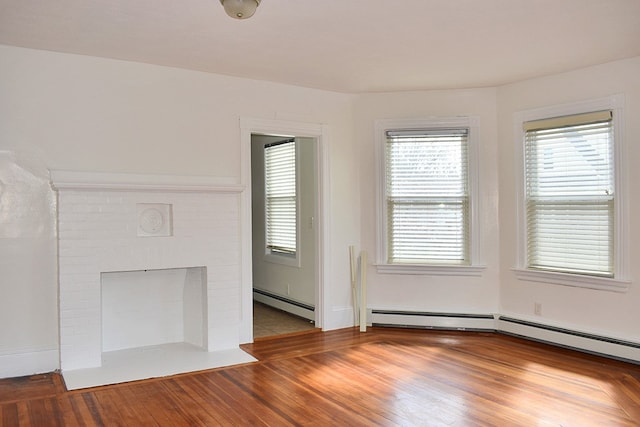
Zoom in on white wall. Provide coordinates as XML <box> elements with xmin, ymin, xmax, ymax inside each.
<box><xmin>0</xmin><ymin>45</ymin><xmax>358</xmax><ymax>377</ymax></box>
<box><xmin>0</xmin><ymin>151</ymin><xmax>59</xmax><ymax>377</ymax></box>
<box><xmin>497</xmin><ymin>56</ymin><xmax>640</xmax><ymax>342</ymax></box>
<box><xmin>354</xmin><ymin>88</ymin><xmax>501</xmax><ymax>315</ymax></box>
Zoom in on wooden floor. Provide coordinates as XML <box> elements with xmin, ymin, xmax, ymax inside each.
<box><xmin>2</xmin><ymin>328</ymin><xmax>640</xmax><ymax>426</ymax></box>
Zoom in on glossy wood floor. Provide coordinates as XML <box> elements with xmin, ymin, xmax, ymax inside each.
<box><xmin>2</xmin><ymin>328</ymin><xmax>640</xmax><ymax>426</ymax></box>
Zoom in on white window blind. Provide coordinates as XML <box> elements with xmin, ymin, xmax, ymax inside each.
<box><xmin>524</xmin><ymin>111</ymin><xmax>614</xmax><ymax>277</ymax></box>
<box><xmin>385</xmin><ymin>129</ymin><xmax>469</xmax><ymax>264</ymax></box>
<box><xmin>265</xmin><ymin>139</ymin><xmax>297</xmax><ymax>255</ymax></box>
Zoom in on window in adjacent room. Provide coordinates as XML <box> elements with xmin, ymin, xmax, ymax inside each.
<box><xmin>375</xmin><ymin>117</ymin><xmax>482</xmax><ymax>275</ymax></box>
<box><xmin>264</xmin><ymin>139</ymin><xmax>297</xmax><ymax>259</ymax></box>
<box><xmin>514</xmin><ymin>96</ymin><xmax>628</xmax><ymax>291</ymax></box>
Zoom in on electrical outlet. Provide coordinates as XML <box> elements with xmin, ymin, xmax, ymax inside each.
<box><xmin>534</xmin><ymin>302</ymin><xmax>542</xmax><ymax>316</ymax></box>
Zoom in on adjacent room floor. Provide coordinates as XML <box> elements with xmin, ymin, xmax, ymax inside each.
<box><xmin>253</xmin><ymin>301</ymin><xmax>317</xmax><ymax>339</ymax></box>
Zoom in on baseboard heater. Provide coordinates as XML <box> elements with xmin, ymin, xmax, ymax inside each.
<box><xmin>253</xmin><ymin>288</ymin><xmax>315</xmax><ymax>321</ymax></box>
<box><xmin>369</xmin><ymin>309</ymin><xmax>640</xmax><ymax>363</ymax></box>
<box><xmin>497</xmin><ymin>316</ymin><xmax>640</xmax><ymax>364</ymax></box>
<box><xmin>370</xmin><ymin>309</ymin><xmax>496</xmax><ymax>332</ymax></box>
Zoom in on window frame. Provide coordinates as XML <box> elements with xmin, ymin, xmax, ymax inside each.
<box><xmin>263</xmin><ymin>138</ymin><xmax>301</xmax><ymax>268</ymax></box>
<box><xmin>375</xmin><ymin>117</ymin><xmax>484</xmax><ymax>276</ymax></box>
<box><xmin>513</xmin><ymin>95</ymin><xmax>629</xmax><ymax>292</ymax></box>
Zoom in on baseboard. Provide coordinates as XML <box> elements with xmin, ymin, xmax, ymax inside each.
<box><xmin>367</xmin><ymin>309</ymin><xmax>640</xmax><ymax>363</ymax></box>
<box><xmin>497</xmin><ymin>316</ymin><xmax>640</xmax><ymax>363</ymax></box>
<box><xmin>370</xmin><ymin>309</ymin><xmax>496</xmax><ymax>331</ymax></box>
<box><xmin>253</xmin><ymin>288</ymin><xmax>314</xmax><ymax>321</ymax></box>
<box><xmin>0</xmin><ymin>349</ymin><xmax>59</xmax><ymax>379</ymax></box>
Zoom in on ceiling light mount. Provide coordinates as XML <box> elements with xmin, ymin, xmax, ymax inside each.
<box><xmin>220</xmin><ymin>0</ymin><xmax>261</xmax><ymax>20</ymax></box>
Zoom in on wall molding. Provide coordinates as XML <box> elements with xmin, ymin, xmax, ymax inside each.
<box><xmin>497</xmin><ymin>316</ymin><xmax>640</xmax><ymax>363</ymax></box>
<box><xmin>253</xmin><ymin>288</ymin><xmax>315</xmax><ymax>321</ymax></box>
<box><xmin>50</xmin><ymin>170</ymin><xmax>244</xmax><ymax>193</ymax></box>
<box><xmin>0</xmin><ymin>350</ymin><xmax>59</xmax><ymax>379</ymax></box>
<box><xmin>370</xmin><ymin>309</ymin><xmax>496</xmax><ymax>332</ymax></box>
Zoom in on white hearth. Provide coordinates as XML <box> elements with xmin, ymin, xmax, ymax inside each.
<box><xmin>51</xmin><ymin>171</ymin><xmax>254</xmax><ymax>390</ymax></box>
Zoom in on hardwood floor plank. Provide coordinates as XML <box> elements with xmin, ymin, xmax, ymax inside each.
<box><xmin>1</xmin><ymin>403</ymin><xmax>19</xmax><ymax>427</ymax></box>
<box><xmin>125</xmin><ymin>381</ymin><xmax>199</xmax><ymax>426</ymax></box>
<box><xmin>159</xmin><ymin>378</ymin><xmax>224</xmax><ymax>426</ymax></box>
<box><xmin>78</xmin><ymin>394</ymin><xmax>106</xmax><ymax>427</ymax></box>
<box><xmin>265</xmin><ymin>349</ymin><xmax>444</xmax><ymax>425</ymax></box>
<box><xmin>112</xmin><ymin>386</ymin><xmax>160</xmax><ymax>426</ymax></box>
<box><xmin>181</xmin><ymin>374</ymin><xmax>250</xmax><ymax>425</ymax></box>
<box><xmin>0</xmin><ymin>374</ymin><xmax>57</xmax><ymax>405</ymax></box>
<box><xmin>2</xmin><ymin>328</ymin><xmax>640</xmax><ymax>426</ymax></box>
<box><xmin>53</xmin><ymin>395</ymin><xmax>87</xmax><ymax>427</ymax></box>
<box><xmin>607</xmin><ymin>374</ymin><xmax>640</xmax><ymax>421</ymax></box>
<box><xmin>222</xmin><ymin>360</ymin><xmax>386</xmax><ymax>426</ymax></box>
<box><xmin>385</xmin><ymin>339</ymin><xmax>627</xmax><ymax>425</ymax></box>
<box><xmin>198</xmin><ymin>369</ymin><xmax>294</xmax><ymax>426</ymax></box>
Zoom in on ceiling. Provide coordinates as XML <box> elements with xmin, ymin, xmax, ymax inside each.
<box><xmin>1</xmin><ymin>0</ymin><xmax>639</xmax><ymax>93</ymax></box>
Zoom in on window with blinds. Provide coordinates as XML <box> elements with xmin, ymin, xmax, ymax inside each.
<box><xmin>524</xmin><ymin>110</ymin><xmax>614</xmax><ymax>277</ymax></box>
<box><xmin>385</xmin><ymin>128</ymin><xmax>469</xmax><ymax>265</ymax></box>
<box><xmin>264</xmin><ymin>139</ymin><xmax>297</xmax><ymax>256</ymax></box>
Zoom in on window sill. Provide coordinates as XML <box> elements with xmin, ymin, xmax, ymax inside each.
<box><xmin>376</xmin><ymin>263</ymin><xmax>485</xmax><ymax>276</ymax></box>
<box><xmin>512</xmin><ymin>268</ymin><xmax>629</xmax><ymax>292</ymax></box>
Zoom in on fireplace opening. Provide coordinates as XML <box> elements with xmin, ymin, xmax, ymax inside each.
<box><xmin>101</xmin><ymin>267</ymin><xmax>207</xmax><ymax>353</ymax></box>
<box><xmin>62</xmin><ymin>264</ymin><xmax>255</xmax><ymax>390</ymax></box>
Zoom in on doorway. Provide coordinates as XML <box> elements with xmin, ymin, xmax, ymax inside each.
<box><xmin>250</xmin><ymin>134</ymin><xmax>319</xmax><ymax>338</ymax></box>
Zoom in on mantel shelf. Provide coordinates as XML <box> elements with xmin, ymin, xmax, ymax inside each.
<box><xmin>50</xmin><ymin>170</ymin><xmax>244</xmax><ymax>193</ymax></box>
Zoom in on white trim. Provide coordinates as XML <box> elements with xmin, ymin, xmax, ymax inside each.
<box><xmin>239</xmin><ymin>117</ymin><xmax>330</xmax><ymax>342</ymax></box>
<box><xmin>513</xmin><ymin>94</ymin><xmax>629</xmax><ymax>291</ymax></box>
<box><xmin>374</xmin><ymin>116</ymin><xmax>483</xmax><ymax>275</ymax></box>
<box><xmin>0</xmin><ymin>349</ymin><xmax>59</xmax><ymax>379</ymax></box>
<box><xmin>50</xmin><ymin>170</ymin><xmax>243</xmax><ymax>193</ymax></box>
<box><xmin>240</xmin><ymin>118</ymin><xmax>325</xmax><ymax>138</ymax></box>
<box><xmin>370</xmin><ymin>311</ymin><xmax>496</xmax><ymax>331</ymax></box>
<box><xmin>253</xmin><ymin>293</ymin><xmax>314</xmax><ymax>321</ymax></box>
<box><xmin>375</xmin><ymin>264</ymin><xmax>485</xmax><ymax>276</ymax></box>
<box><xmin>512</xmin><ymin>268</ymin><xmax>630</xmax><ymax>292</ymax></box>
<box><xmin>497</xmin><ymin>316</ymin><xmax>640</xmax><ymax>363</ymax></box>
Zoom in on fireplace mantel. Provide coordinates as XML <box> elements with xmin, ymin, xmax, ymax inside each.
<box><xmin>50</xmin><ymin>170</ymin><xmax>245</xmax><ymax>193</ymax></box>
<box><xmin>54</xmin><ymin>170</ymin><xmax>247</xmax><ymax>384</ymax></box>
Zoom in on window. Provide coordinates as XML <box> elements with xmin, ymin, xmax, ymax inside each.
<box><xmin>375</xmin><ymin>117</ymin><xmax>482</xmax><ymax>275</ymax></box>
<box><xmin>264</xmin><ymin>139</ymin><xmax>297</xmax><ymax>257</ymax></box>
<box><xmin>514</xmin><ymin>96</ymin><xmax>629</xmax><ymax>291</ymax></box>
<box><xmin>524</xmin><ymin>111</ymin><xmax>613</xmax><ymax>277</ymax></box>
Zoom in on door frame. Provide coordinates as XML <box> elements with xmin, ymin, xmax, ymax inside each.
<box><xmin>238</xmin><ymin>118</ymin><xmax>330</xmax><ymax>343</ymax></box>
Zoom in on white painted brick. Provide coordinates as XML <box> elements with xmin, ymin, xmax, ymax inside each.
<box><xmin>57</xmin><ymin>187</ymin><xmax>242</xmax><ymax>371</ymax></box>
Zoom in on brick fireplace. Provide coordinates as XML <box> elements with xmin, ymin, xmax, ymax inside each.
<box><xmin>51</xmin><ymin>171</ymin><xmax>250</xmax><ymax>387</ymax></box>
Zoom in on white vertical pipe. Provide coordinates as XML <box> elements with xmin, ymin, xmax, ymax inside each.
<box><xmin>349</xmin><ymin>245</ymin><xmax>358</xmax><ymax>326</ymax></box>
<box><xmin>359</xmin><ymin>251</ymin><xmax>368</xmax><ymax>332</ymax></box>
